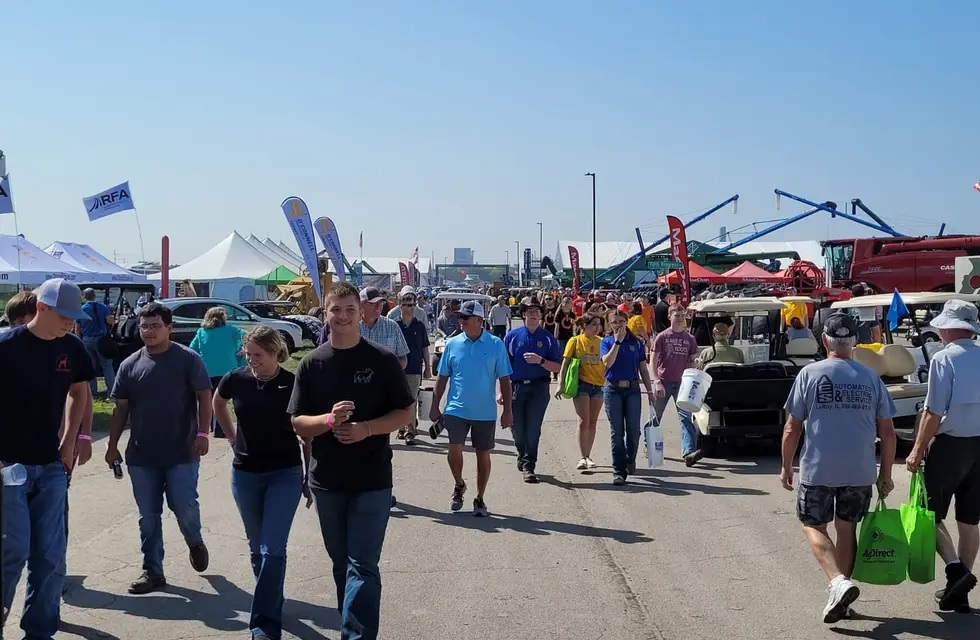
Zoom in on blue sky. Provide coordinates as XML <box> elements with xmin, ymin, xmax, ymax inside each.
<box><xmin>3</xmin><ymin>1</ymin><xmax>979</xmax><ymax>266</ymax></box>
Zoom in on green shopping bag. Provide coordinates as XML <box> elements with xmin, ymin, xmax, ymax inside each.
<box><xmin>561</xmin><ymin>359</ymin><xmax>580</xmax><ymax>399</ymax></box>
<box><xmin>852</xmin><ymin>498</ymin><xmax>909</xmax><ymax>586</ymax></box>
<box><xmin>901</xmin><ymin>470</ymin><xmax>936</xmax><ymax>584</ymax></box>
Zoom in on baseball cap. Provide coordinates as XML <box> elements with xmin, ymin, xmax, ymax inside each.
<box><xmin>823</xmin><ymin>312</ymin><xmax>859</xmax><ymax>339</ymax></box>
<box><xmin>398</xmin><ymin>285</ymin><xmax>417</xmax><ymax>300</ymax></box>
<box><xmin>36</xmin><ymin>278</ymin><xmax>90</xmax><ymax>321</ymax></box>
<box><xmin>929</xmin><ymin>299</ymin><xmax>980</xmax><ymax>333</ymax></box>
<box><xmin>458</xmin><ymin>300</ymin><xmax>485</xmax><ymax>318</ymax></box>
<box><xmin>359</xmin><ymin>287</ymin><xmax>385</xmax><ymax>303</ymax></box>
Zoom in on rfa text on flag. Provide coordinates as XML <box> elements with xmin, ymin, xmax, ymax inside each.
<box><xmin>83</xmin><ymin>181</ymin><xmax>136</xmax><ymax>221</ymax></box>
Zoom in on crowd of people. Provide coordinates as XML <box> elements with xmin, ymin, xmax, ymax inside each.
<box><xmin>0</xmin><ymin>277</ymin><xmax>977</xmax><ymax>638</ymax></box>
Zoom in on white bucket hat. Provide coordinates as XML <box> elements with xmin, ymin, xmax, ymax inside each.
<box><xmin>929</xmin><ymin>299</ymin><xmax>980</xmax><ymax>333</ymax></box>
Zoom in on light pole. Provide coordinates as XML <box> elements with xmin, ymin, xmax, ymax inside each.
<box><xmin>536</xmin><ymin>222</ymin><xmax>543</xmax><ymax>286</ymax></box>
<box><xmin>585</xmin><ymin>173</ymin><xmax>596</xmax><ymax>289</ymax></box>
<box><xmin>514</xmin><ymin>240</ymin><xmax>521</xmax><ymax>287</ymax></box>
<box><xmin>505</xmin><ymin>250</ymin><xmax>509</xmax><ymax>280</ymax></box>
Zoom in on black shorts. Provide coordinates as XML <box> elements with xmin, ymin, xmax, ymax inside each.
<box><xmin>491</xmin><ymin>325</ymin><xmax>507</xmax><ymax>339</ymax></box>
<box><xmin>797</xmin><ymin>483</ymin><xmax>873</xmax><ymax>527</ymax></box>
<box><xmin>924</xmin><ymin>434</ymin><xmax>980</xmax><ymax>526</ymax></box>
<box><xmin>443</xmin><ymin>415</ymin><xmax>496</xmax><ymax>452</ymax></box>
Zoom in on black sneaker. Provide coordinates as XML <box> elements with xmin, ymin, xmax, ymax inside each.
<box><xmin>613</xmin><ymin>475</ymin><xmax>626</xmax><ymax>486</ymax></box>
<box><xmin>404</xmin><ymin>431</ymin><xmax>416</xmax><ymax>445</ymax></box>
<box><xmin>189</xmin><ymin>542</ymin><xmax>209</xmax><ymax>573</ymax></box>
<box><xmin>396</xmin><ymin>430</ymin><xmax>407</xmax><ymax>440</ymax></box>
<box><xmin>390</xmin><ymin>494</ymin><xmax>397</xmax><ymax>508</ymax></box>
<box><xmin>450</xmin><ymin>482</ymin><xmax>466</xmax><ymax>512</ymax></box>
<box><xmin>128</xmin><ymin>571</ymin><xmax>166</xmax><ymax>595</ymax></box>
<box><xmin>935</xmin><ymin>588</ymin><xmax>971</xmax><ymax>613</ymax></box>
<box><xmin>523</xmin><ymin>470</ymin><xmax>538</xmax><ymax>484</ymax></box>
<box><xmin>626</xmin><ymin>462</ymin><xmax>636</xmax><ymax>476</ymax></box>
<box><xmin>517</xmin><ymin>460</ymin><xmax>525</xmax><ymax>473</ymax></box>
<box><xmin>473</xmin><ymin>498</ymin><xmax>489</xmax><ymax>517</ymax></box>
<box><xmin>428</xmin><ymin>418</ymin><xmax>444</xmax><ymax>440</ymax></box>
<box><xmin>939</xmin><ymin>562</ymin><xmax>977</xmax><ymax>611</ymax></box>
<box><xmin>684</xmin><ymin>450</ymin><xmax>704</xmax><ymax>467</ymax></box>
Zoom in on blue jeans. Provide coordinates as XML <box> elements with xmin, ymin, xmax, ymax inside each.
<box><xmin>510</xmin><ymin>379</ymin><xmax>551</xmax><ymax>471</ymax></box>
<box><xmin>604</xmin><ymin>382</ymin><xmax>642</xmax><ymax>477</ymax></box>
<box><xmin>82</xmin><ymin>335</ymin><xmax>115</xmax><ymax>396</ymax></box>
<box><xmin>313</xmin><ymin>488</ymin><xmax>392</xmax><ymax>640</ymax></box>
<box><xmin>128</xmin><ymin>462</ymin><xmax>203</xmax><ymax>576</ymax></box>
<box><xmin>2</xmin><ymin>462</ymin><xmax>67</xmax><ymax>640</ymax></box>
<box><xmin>654</xmin><ymin>381</ymin><xmax>699</xmax><ymax>456</ymax></box>
<box><xmin>231</xmin><ymin>466</ymin><xmax>303</xmax><ymax>640</ymax></box>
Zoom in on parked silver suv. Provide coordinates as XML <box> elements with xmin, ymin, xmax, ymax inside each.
<box><xmin>159</xmin><ymin>297</ymin><xmax>306</xmax><ymax>352</ymax></box>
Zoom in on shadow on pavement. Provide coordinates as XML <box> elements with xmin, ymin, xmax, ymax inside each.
<box><xmin>392</xmin><ymin>439</ymin><xmax>518</xmax><ymax>458</ymax></box>
<box><xmin>391</xmin><ymin>501</ymin><xmax>652</xmax><ymax>544</ymax></box>
<box><xmin>829</xmin><ymin>611</ymin><xmax>977</xmax><ymax>639</ymax></box>
<box><xmin>64</xmin><ymin>574</ymin><xmax>337</xmax><ymax>639</ymax></box>
<box><xmin>537</xmin><ymin>473</ymin><xmax>769</xmax><ymax>497</ymax></box>
<box><xmin>58</xmin><ymin>620</ymin><xmax>123</xmax><ymax>640</ymax></box>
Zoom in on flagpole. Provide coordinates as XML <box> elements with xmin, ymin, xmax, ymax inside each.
<box><xmin>13</xmin><ymin>211</ymin><xmax>22</xmax><ymax>290</ymax></box>
<box><xmin>132</xmin><ymin>208</ymin><xmax>147</xmax><ymax>272</ymax></box>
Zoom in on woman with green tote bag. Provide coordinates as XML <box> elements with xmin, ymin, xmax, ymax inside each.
<box><xmin>556</xmin><ymin>313</ymin><xmax>605</xmax><ymax>471</ymax></box>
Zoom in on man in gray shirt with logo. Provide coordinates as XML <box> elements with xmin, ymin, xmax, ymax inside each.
<box><xmin>908</xmin><ymin>299</ymin><xmax>980</xmax><ymax>613</ymax></box>
<box><xmin>106</xmin><ymin>302</ymin><xmax>214</xmax><ymax>595</ymax></box>
<box><xmin>781</xmin><ymin>312</ymin><xmax>897</xmax><ymax>624</ymax></box>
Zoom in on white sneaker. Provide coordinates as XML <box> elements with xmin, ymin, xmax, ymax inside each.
<box><xmin>823</xmin><ymin>579</ymin><xmax>860</xmax><ymax>624</ymax></box>
<box><xmin>576</xmin><ymin>458</ymin><xmax>588</xmax><ymax>470</ymax></box>
<box><xmin>586</xmin><ymin>458</ymin><xmax>597</xmax><ymax>469</ymax></box>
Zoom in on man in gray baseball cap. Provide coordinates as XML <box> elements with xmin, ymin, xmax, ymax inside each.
<box><xmin>0</xmin><ymin>278</ymin><xmax>95</xmax><ymax>636</ymax></box>
<box><xmin>908</xmin><ymin>298</ymin><xmax>980</xmax><ymax>613</ymax></box>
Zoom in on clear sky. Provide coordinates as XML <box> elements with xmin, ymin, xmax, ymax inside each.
<box><xmin>3</xmin><ymin>1</ymin><xmax>979</xmax><ymax>266</ymax></box>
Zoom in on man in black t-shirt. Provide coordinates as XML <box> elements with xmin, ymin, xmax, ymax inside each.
<box><xmin>654</xmin><ymin>288</ymin><xmax>671</xmax><ymax>334</ymax></box>
<box><xmin>289</xmin><ymin>281</ymin><xmax>415</xmax><ymax>640</ymax></box>
<box><xmin>0</xmin><ymin>279</ymin><xmax>94</xmax><ymax>638</ymax></box>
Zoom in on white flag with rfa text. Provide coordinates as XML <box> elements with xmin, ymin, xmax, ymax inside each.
<box><xmin>0</xmin><ymin>174</ymin><xmax>13</xmax><ymax>214</ymax></box>
<box><xmin>83</xmin><ymin>181</ymin><xmax>135</xmax><ymax>221</ymax></box>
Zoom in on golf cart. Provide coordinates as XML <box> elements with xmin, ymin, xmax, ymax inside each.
<box><xmin>687</xmin><ymin>297</ymin><xmax>805</xmax><ymax>455</ymax></box>
<box><xmin>430</xmin><ymin>291</ymin><xmax>494</xmax><ymax>371</ymax></box>
<box><xmin>829</xmin><ymin>291</ymin><xmax>980</xmax><ymax>443</ymax></box>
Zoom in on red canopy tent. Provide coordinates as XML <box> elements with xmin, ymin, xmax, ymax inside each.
<box><xmin>657</xmin><ymin>261</ymin><xmax>729</xmax><ymax>284</ymax></box>
<box><xmin>720</xmin><ymin>261</ymin><xmax>784</xmax><ymax>284</ymax></box>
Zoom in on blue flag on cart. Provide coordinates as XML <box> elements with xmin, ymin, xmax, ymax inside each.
<box><xmin>887</xmin><ymin>289</ymin><xmax>910</xmax><ymax>331</ymax></box>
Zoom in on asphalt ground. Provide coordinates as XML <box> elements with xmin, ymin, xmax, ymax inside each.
<box><xmin>6</xmin><ymin>387</ymin><xmax>977</xmax><ymax>639</ymax></box>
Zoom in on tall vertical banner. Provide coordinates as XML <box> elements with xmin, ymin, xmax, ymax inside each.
<box><xmin>398</xmin><ymin>262</ymin><xmax>410</xmax><ymax>286</ymax></box>
<box><xmin>666</xmin><ymin>215</ymin><xmax>691</xmax><ymax>306</ymax></box>
<box><xmin>568</xmin><ymin>245</ymin><xmax>581</xmax><ymax>295</ymax></box>
<box><xmin>313</xmin><ymin>216</ymin><xmax>347</xmax><ymax>281</ymax></box>
<box><xmin>281</xmin><ymin>197</ymin><xmax>322</xmax><ymax>301</ymax></box>
<box><xmin>0</xmin><ymin>174</ymin><xmax>14</xmax><ymax>214</ymax></box>
<box><xmin>523</xmin><ymin>247</ymin><xmax>532</xmax><ymax>282</ymax></box>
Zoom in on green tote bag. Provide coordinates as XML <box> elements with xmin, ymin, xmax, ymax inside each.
<box><xmin>561</xmin><ymin>358</ymin><xmax>581</xmax><ymax>399</ymax></box>
<box><xmin>852</xmin><ymin>498</ymin><xmax>909</xmax><ymax>586</ymax></box>
<box><xmin>901</xmin><ymin>470</ymin><xmax>937</xmax><ymax>584</ymax></box>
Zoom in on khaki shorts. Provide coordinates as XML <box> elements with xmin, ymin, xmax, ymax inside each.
<box><xmin>404</xmin><ymin>374</ymin><xmax>422</xmax><ymax>433</ymax></box>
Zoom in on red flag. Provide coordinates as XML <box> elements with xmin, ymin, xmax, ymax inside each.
<box><xmin>666</xmin><ymin>216</ymin><xmax>691</xmax><ymax>306</ymax></box>
<box><xmin>568</xmin><ymin>245</ymin><xmax>581</xmax><ymax>296</ymax></box>
<box><xmin>398</xmin><ymin>262</ymin><xmax>410</xmax><ymax>286</ymax></box>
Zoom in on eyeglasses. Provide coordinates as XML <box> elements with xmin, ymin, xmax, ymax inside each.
<box><xmin>139</xmin><ymin>323</ymin><xmax>166</xmax><ymax>331</ymax></box>
<box><xmin>401</xmin><ymin>302</ymin><xmax>416</xmax><ymax>307</ymax></box>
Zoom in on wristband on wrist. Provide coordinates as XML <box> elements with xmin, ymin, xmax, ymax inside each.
<box><xmin>325</xmin><ymin>413</ymin><xmax>335</xmax><ymax>431</ymax></box>
<box><xmin>196</xmin><ymin>432</ymin><xmax>209</xmax><ymax>438</ymax></box>
<box><xmin>77</xmin><ymin>433</ymin><xmax>92</xmax><ymax>441</ymax></box>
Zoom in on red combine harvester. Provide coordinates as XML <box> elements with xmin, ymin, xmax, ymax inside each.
<box><xmin>821</xmin><ymin>235</ymin><xmax>980</xmax><ymax>294</ymax></box>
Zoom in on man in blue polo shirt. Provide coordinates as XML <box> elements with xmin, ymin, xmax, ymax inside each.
<box><xmin>504</xmin><ymin>303</ymin><xmax>561</xmax><ymax>483</ymax></box>
<box><xmin>429</xmin><ymin>301</ymin><xmax>513</xmax><ymax>516</ymax></box>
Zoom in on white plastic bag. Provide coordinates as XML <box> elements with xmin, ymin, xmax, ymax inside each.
<box><xmin>644</xmin><ymin>403</ymin><xmax>664</xmax><ymax>469</ymax></box>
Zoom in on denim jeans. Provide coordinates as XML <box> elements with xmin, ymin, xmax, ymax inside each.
<box><xmin>313</xmin><ymin>488</ymin><xmax>392</xmax><ymax>640</ymax></box>
<box><xmin>231</xmin><ymin>466</ymin><xmax>303</xmax><ymax>640</ymax></box>
<box><xmin>81</xmin><ymin>335</ymin><xmax>115</xmax><ymax>396</ymax></box>
<box><xmin>654</xmin><ymin>381</ymin><xmax>699</xmax><ymax>456</ymax></box>
<box><xmin>2</xmin><ymin>462</ymin><xmax>67</xmax><ymax>640</ymax></box>
<box><xmin>128</xmin><ymin>462</ymin><xmax>203</xmax><ymax>576</ymax></box>
<box><xmin>510</xmin><ymin>379</ymin><xmax>551</xmax><ymax>471</ymax></box>
<box><xmin>604</xmin><ymin>382</ymin><xmax>642</xmax><ymax>478</ymax></box>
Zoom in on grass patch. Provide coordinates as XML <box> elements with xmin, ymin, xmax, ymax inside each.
<box><xmin>91</xmin><ymin>350</ymin><xmax>310</xmax><ymax>431</ymax></box>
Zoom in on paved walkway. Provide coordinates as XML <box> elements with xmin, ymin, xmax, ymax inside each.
<box><xmin>7</xmin><ymin>395</ymin><xmax>977</xmax><ymax>639</ymax></box>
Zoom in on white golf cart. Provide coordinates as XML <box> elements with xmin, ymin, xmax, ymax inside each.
<box><xmin>430</xmin><ymin>291</ymin><xmax>494</xmax><ymax>371</ymax></box>
<box><xmin>686</xmin><ymin>297</ymin><xmax>810</xmax><ymax>456</ymax></box>
<box><xmin>829</xmin><ymin>291</ymin><xmax>980</xmax><ymax>443</ymax></box>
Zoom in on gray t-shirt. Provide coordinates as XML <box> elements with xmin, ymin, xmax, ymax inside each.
<box><xmin>111</xmin><ymin>342</ymin><xmax>212</xmax><ymax>467</ymax></box>
<box><xmin>924</xmin><ymin>339</ymin><xmax>980</xmax><ymax>437</ymax></box>
<box><xmin>784</xmin><ymin>357</ymin><xmax>896</xmax><ymax>487</ymax></box>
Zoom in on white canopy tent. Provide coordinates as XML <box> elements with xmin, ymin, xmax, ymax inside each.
<box><xmin>45</xmin><ymin>241</ymin><xmax>147</xmax><ymax>284</ymax></box>
<box><xmin>0</xmin><ymin>235</ymin><xmax>94</xmax><ymax>286</ymax></box>
<box><xmin>246</xmin><ymin>234</ymin><xmax>300</xmax><ymax>271</ymax></box>
<box><xmin>262</xmin><ymin>238</ymin><xmax>305</xmax><ymax>270</ymax></box>
<box><xmin>276</xmin><ymin>240</ymin><xmax>303</xmax><ymax>263</ymax></box>
<box><xmin>148</xmin><ymin>232</ymin><xmax>280</xmax><ymax>301</ymax></box>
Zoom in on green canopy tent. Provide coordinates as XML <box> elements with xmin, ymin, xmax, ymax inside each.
<box><xmin>255</xmin><ymin>265</ymin><xmax>299</xmax><ymax>286</ymax></box>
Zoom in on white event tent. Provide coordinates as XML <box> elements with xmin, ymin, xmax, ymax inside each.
<box><xmin>0</xmin><ymin>235</ymin><xmax>94</xmax><ymax>286</ymax></box>
<box><xmin>276</xmin><ymin>240</ymin><xmax>303</xmax><ymax>263</ymax></box>
<box><xmin>247</xmin><ymin>235</ymin><xmax>300</xmax><ymax>271</ymax></box>
<box><xmin>149</xmin><ymin>232</ymin><xmax>281</xmax><ymax>301</ymax></box>
<box><xmin>262</xmin><ymin>238</ymin><xmax>304</xmax><ymax>270</ymax></box>
<box><xmin>45</xmin><ymin>241</ymin><xmax>147</xmax><ymax>283</ymax></box>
